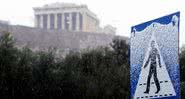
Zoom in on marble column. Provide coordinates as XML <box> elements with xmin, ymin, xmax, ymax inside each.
<box><xmin>40</xmin><ymin>15</ymin><xmax>44</xmax><ymax>28</ymax></box>
<box><xmin>62</xmin><ymin>13</ymin><xmax>65</xmax><ymax>30</ymax></box>
<box><xmin>47</xmin><ymin>14</ymin><xmax>50</xmax><ymax>29</ymax></box>
<box><xmin>82</xmin><ymin>13</ymin><xmax>85</xmax><ymax>31</ymax></box>
<box><xmin>69</xmin><ymin>13</ymin><xmax>72</xmax><ymax>31</ymax></box>
<box><xmin>34</xmin><ymin>15</ymin><xmax>38</xmax><ymax>28</ymax></box>
<box><xmin>54</xmin><ymin>14</ymin><xmax>58</xmax><ymax>29</ymax></box>
<box><xmin>76</xmin><ymin>12</ymin><xmax>80</xmax><ymax>31</ymax></box>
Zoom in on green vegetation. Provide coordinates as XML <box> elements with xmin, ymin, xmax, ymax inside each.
<box><xmin>0</xmin><ymin>31</ymin><xmax>184</xmax><ymax>98</ymax></box>
<box><xmin>180</xmin><ymin>46</ymin><xmax>185</xmax><ymax>99</ymax></box>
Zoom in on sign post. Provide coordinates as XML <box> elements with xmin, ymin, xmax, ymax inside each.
<box><xmin>130</xmin><ymin>12</ymin><xmax>180</xmax><ymax>99</ymax></box>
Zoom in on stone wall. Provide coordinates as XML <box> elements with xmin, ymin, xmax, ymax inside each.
<box><xmin>0</xmin><ymin>23</ymin><xmax>128</xmax><ymax>54</ymax></box>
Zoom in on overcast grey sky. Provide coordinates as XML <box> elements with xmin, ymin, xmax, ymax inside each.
<box><xmin>0</xmin><ymin>0</ymin><xmax>184</xmax><ymax>46</ymax></box>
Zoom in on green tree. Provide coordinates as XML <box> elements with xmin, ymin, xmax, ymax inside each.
<box><xmin>78</xmin><ymin>44</ymin><xmax>129</xmax><ymax>99</ymax></box>
<box><xmin>13</xmin><ymin>47</ymin><xmax>34</xmax><ymax>97</ymax></box>
<box><xmin>0</xmin><ymin>32</ymin><xmax>19</xmax><ymax>98</ymax></box>
<box><xmin>111</xmin><ymin>38</ymin><xmax>129</xmax><ymax>66</ymax></box>
<box><xmin>181</xmin><ymin>82</ymin><xmax>185</xmax><ymax>99</ymax></box>
<box><xmin>180</xmin><ymin>46</ymin><xmax>185</xmax><ymax>98</ymax></box>
<box><xmin>32</xmin><ymin>50</ymin><xmax>56</xmax><ymax>98</ymax></box>
<box><xmin>180</xmin><ymin>46</ymin><xmax>185</xmax><ymax>82</ymax></box>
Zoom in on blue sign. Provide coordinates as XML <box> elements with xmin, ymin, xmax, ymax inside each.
<box><xmin>130</xmin><ymin>12</ymin><xmax>180</xmax><ymax>99</ymax></box>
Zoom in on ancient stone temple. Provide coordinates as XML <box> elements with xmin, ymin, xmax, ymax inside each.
<box><xmin>33</xmin><ymin>3</ymin><xmax>116</xmax><ymax>34</ymax></box>
<box><xmin>0</xmin><ymin>3</ymin><xmax>128</xmax><ymax>56</ymax></box>
<box><xmin>34</xmin><ymin>3</ymin><xmax>96</xmax><ymax>32</ymax></box>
